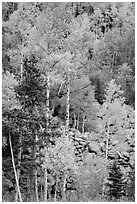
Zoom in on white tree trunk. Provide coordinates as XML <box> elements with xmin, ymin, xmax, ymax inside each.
<box><xmin>44</xmin><ymin>146</ymin><xmax>48</xmax><ymax>202</ymax></box>
<box><xmin>46</xmin><ymin>73</ymin><xmax>50</xmax><ymax>130</ymax></box>
<box><xmin>73</xmin><ymin>112</ymin><xmax>76</xmax><ymax>129</ymax></box>
<box><xmin>76</xmin><ymin>115</ymin><xmax>79</xmax><ymax>130</ymax></box>
<box><xmin>15</xmin><ymin>46</ymin><xmax>24</xmax><ymax>201</ymax></box>
<box><xmin>106</xmin><ymin>120</ymin><xmax>110</xmax><ymax>160</ymax></box>
<box><xmin>82</xmin><ymin>113</ymin><xmax>85</xmax><ymax>134</ymax></box>
<box><xmin>9</xmin><ymin>132</ymin><xmax>22</xmax><ymax>202</ymax></box>
<box><xmin>30</xmin><ymin>133</ymin><xmax>35</xmax><ymax>201</ymax></box>
<box><xmin>62</xmin><ymin>172</ymin><xmax>67</xmax><ymax>201</ymax></box>
<box><xmin>66</xmin><ymin>75</ymin><xmax>70</xmax><ymax>131</ymax></box>
<box><xmin>15</xmin><ymin>135</ymin><xmax>22</xmax><ymax>202</ymax></box>
<box><xmin>35</xmin><ymin>132</ymin><xmax>39</xmax><ymax>202</ymax></box>
<box><xmin>20</xmin><ymin>49</ymin><xmax>23</xmax><ymax>81</ymax></box>
<box><xmin>44</xmin><ymin>73</ymin><xmax>50</xmax><ymax>202</ymax></box>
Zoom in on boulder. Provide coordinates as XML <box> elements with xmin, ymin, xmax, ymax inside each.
<box><xmin>87</xmin><ymin>142</ymin><xmax>100</xmax><ymax>154</ymax></box>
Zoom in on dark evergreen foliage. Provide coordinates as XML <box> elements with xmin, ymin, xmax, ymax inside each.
<box><xmin>107</xmin><ymin>160</ymin><xmax>126</xmax><ymax>201</ymax></box>
<box><xmin>15</xmin><ymin>56</ymin><xmax>46</xmax><ymax>110</ymax></box>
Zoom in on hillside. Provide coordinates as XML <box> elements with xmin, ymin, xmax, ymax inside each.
<box><xmin>2</xmin><ymin>2</ymin><xmax>135</xmax><ymax>202</ymax></box>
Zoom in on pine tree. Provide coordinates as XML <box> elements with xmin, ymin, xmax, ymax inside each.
<box><xmin>15</xmin><ymin>55</ymin><xmax>46</xmax><ymax>201</ymax></box>
<box><xmin>126</xmin><ymin>166</ymin><xmax>135</xmax><ymax>201</ymax></box>
<box><xmin>107</xmin><ymin>160</ymin><xmax>126</xmax><ymax>201</ymax></box>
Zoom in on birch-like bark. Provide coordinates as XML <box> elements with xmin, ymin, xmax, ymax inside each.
<box><xmin>15</xmin><ymin>134</ymin><xmax>22</xmax><ymax>202</ymax></box>
<box><xmin>44</xmin><ymin>73</ymin><xmax>50</xmax><ymax>202</ymax></box>
<box><xmin>9</xmin><ymin>132</ymin><xmax>22</xmax><ymax>202</ymax></box>
<box><xmin>20</xmin><ymin>48</ymin><xmax>23</xmax><ymax>81</ymax></box>
<box><xmin>46</xmin><ymin>73</ymin><xmax>50</xmax><ymax>130</ymax></box>
<box><xmin>66</xmin><ymin>75</ymin><xmax>70</xmax><ymax>131</ymax></box>
<box><xmin>76</xmin><ymin>115</ymin><xmax>79</xmax><ymax>130</ymax></box>
<box><xmin>34</xmin><ymin>171</ymin><xmax>39</xmax><ymax>202</ymax></box>
<box><xmin>62</xmin><ymin>172</ymin><xmax>67</xmax><ymax>201</ymax></box>
<box><xmin>82</xmin><ymin>114</ymin><xmax>85</xmax><ymax>134</ymax></box>
<box><xmin>106</xmin><ymin>120</ymin><xmax>110</xmax><ymax>160</ymax></box>
<box><xmin>35</xmin><ymin>132</ymin><xmax>39</xmax><ymax>202</ymax></box>
<box><xmin>40</xmin><ymin>175</ymin><xmax>43</xmax><ymax>201</ymax></box>
<box><xmin>15</xmin><ymin>46</ymin><xmax>24</xmax><ymax>201</ymax></box>
<box><xmin>30</xmin><ymin>132</ymin><xmax>35</xmax><ymax>201</ymax></box>
<box><xmin>44</xmin><ymin>147</ymin><xmax>48</xmax><ymax>202</ymax></box>
<box><xmin>27</xmin><ymin>176</ymin><xmax>30</xmax><ymax>202</ymax></box>
<box><xmin>73</xmin><ymin>113</ymin><xmax>76</xmax><ymax>129</ymax></box>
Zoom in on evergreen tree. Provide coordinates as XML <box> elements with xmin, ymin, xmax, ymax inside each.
<box><xmin>107</xmin><ymin>160</ymin><xmax>126</xmax><ymax>201</ymax></box>
<box><xmin>126</xmin><ymin>165</ymin><xmax>135</xmax><ymax>201</ymax></box>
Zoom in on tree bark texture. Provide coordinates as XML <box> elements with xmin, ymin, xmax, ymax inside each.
<box><xmin>15</xmin><ymin>47</ymin><xmax>24</xmax><ymax>201</ymax></box>
<box><xmin>54</xmin><ymin>174</ymin><xmax>58</xmax><ymax>202</ymax></box>
<box><xmin>9</xmin><ymin>132</ymin><xmax>22</xmax><ymax>202</ymax></box>
<box><xmin>62</xmin><ymin>172</ymin><xmax>67</xmax><ymax>201</ymax></box>
<box><xmin>66</xmin><ymin>75</ymin><xmax>70</xmax><ymax>131</ymax></box>
<box><xmin>46</xmin><ymin>73</ymin><xmax>50</xmax><ymax>130</ymax></box>
<box><xmin>30</xmin><ymin>132</ymin><xmax>35</xmax><ymax>201</ymax></box>
<box><xmin>20</xmin><ymin>43</ymin><xmax>24</xmax><ymax>81</ymax></box>
<box><xmin>34</xmin><ymin>170</ymin><xmax>39</xmax><ymax>202</ymax></box>
<box><xmin>82</xmin><ymin>113</ymin><xmax>85</xmax><ymax>134</ymax></box>
<box><xmin>44</xmin><ymin>146</ymin><xmax>48</xmax><ymax>202</ymax></box>
<box><xmin>73</xmin><ymin>113</ymin><xmax>76</xmax><ymax>129</ymax></box>
<box><xmin>35</xmin><ymin>132</ymin><xmax>39</xmax><ymax>202</ymax></box>
<box><xmin>106</xmin><ymin>121</ymin><xmax>110</xmax><ymax>160</ymax></box>
<box><xmin>15</xmin><ymin>134</ymin><xmax>22</xmax><ymax>202</ymax></box>
<box><xmin>43</xmin><ymin>73</ymin><xmax>50</xmax><ymax>202</ymax></box>
<box><xmin>76</xmin><ymin>115</ymin><xmax>79</xmax><ymax>130</ymax></box>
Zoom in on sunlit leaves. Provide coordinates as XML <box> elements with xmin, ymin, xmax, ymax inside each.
<box><xmin>48</xmin><ymin>135</ymin><xmax>76</xmax><ymax>172</ymax></box>
<box><xmin>2</xmin><ymin>71</ymin><xmax>21</xmax><ymax>111</ymax></box>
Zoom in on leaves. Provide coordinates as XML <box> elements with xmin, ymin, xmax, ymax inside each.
<box><xmin>2</xmin><ymin>71</ymin><xmax>21</xmax><ymax>111</ymax></box>
<box><xmin>48</xmin><ymin>135</ymin><xmax>76</xmax><ymax>172</ymax></box>
<box><xmin>2</xmin><ymin>2</ymin><xmax>135</xmax><ymax>202</ymax></box>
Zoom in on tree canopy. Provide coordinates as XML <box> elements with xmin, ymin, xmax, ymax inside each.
<box><xmin>2</xmin><ymin>2</ymin><xmax>135</xmax><ymax>202</ymax></box>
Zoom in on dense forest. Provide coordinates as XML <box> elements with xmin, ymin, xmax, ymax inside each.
<box><xmin>2</xmin><ymin>2</ymin><xmax>135</xmax><ymax>202</ymax></box>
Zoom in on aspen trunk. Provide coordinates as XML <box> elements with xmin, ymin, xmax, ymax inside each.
<box><xmin>44</xmin><ymin>73</ymin><xmax>50</xmax><ymax>202</ymax></box>
<box><xmin>76</xmin><ymin>115</ymin><xmax>79</xmax><ymax>130</ymax></box>
<box><xmin>39</xmin><ymin>142</ymin><xmax>44</xmax><ymax>202</ymax></box>
<box><xmin>112</xmin><ymin>54</ymin><xmax>114</xmax><ymax>71</ymax></box>
<box><xmin>115</xmin><ymin>51</ymin><xmax>117</xmax><ymax>65</ymax></box>
<box><xmin>9</xmin><ymin>132</ymin><xmax>22</xmax><ymax>202</ymax></box>
<box><xmin>44</xmin><ymin>146</ymin><xmax>48</xmax><ymax>202</ymax></box>
<box><xmin>35</xmin><ymin>132</ymin><xmax>39</xmax><ymax>202</ymax></box>
<box><xmin>82</xmin><ymin>114</ymin><xmax>85</xmax><ymax>134</ymax></box>
<box><xmin>106</xmin><ymin>138</ymin><xmax>109</xmax><ymax>160</ymax></box>
<box><xmin>73</xmin><ymin>113</ymin><xmax>76</xmax><ymax>129</ymax></box>
<box><xmin>62</xmin><ymin>172</ymin><xmax>67</xmax><ymax>201</ymax></box>
<box><xmin>40</xmin><ymin>175</ymin><xmax>43</xmax><ymax>201</ymax></box>
<box><xmin>35</xmin><ymin>171</ymin><xmax>39</xmax><ymax>202</ymax></box>
<box><xmin>106</xmin><ymin>121</ymin><xmax>109</xmax><ymax>160</ymax></box>
<box><xmin>54</xmin><ymin>174</ymin><xmax>58</xmax><ymax>202</ymax></box>
<box><xmin>15</xmin><ymin>45</ymin><xmax>24</xmax><ymax>201</ymax></box>
<box><xmin>15</xmin><ymin>135</ymin><xmax>22</xmax><ymax>202</ymax></box>
<box><xmin>27</xmin><ymin>176</ymin><xmax>30</xmax><ymax>202</ymax></box>
<box><xmin>66</xmin><ymin>75</ymin><xmax>70</xmax><ymax>131</ymax></box>
<box><xmin>20</xmin><ymin>50</ymin><xmax>23</xmax><ymax>81</ymax></box>
<box><xmin>30</xmin><ymin>133</ymin><xmax>35</xmax><ymax>201</ymax></box>
<box><xmin>46</xmin><ymin>73</ymin><xmax>50</xmax><ymax>130</ymax></box>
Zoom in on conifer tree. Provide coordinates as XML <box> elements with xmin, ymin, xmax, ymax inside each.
<box><xmin>15</xmin><ymin>55</ymin><xmax>46</xmax><ymax>201</ymax></box>
<box><xmin>126</xmin><ymin>166</ymin><xmax>135</xmax><ymax>201</ymax></box>
<box><xmin>107</xmin><ymin>160</ymin><xmax>126</xmax><ymax>201</ymax></box>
